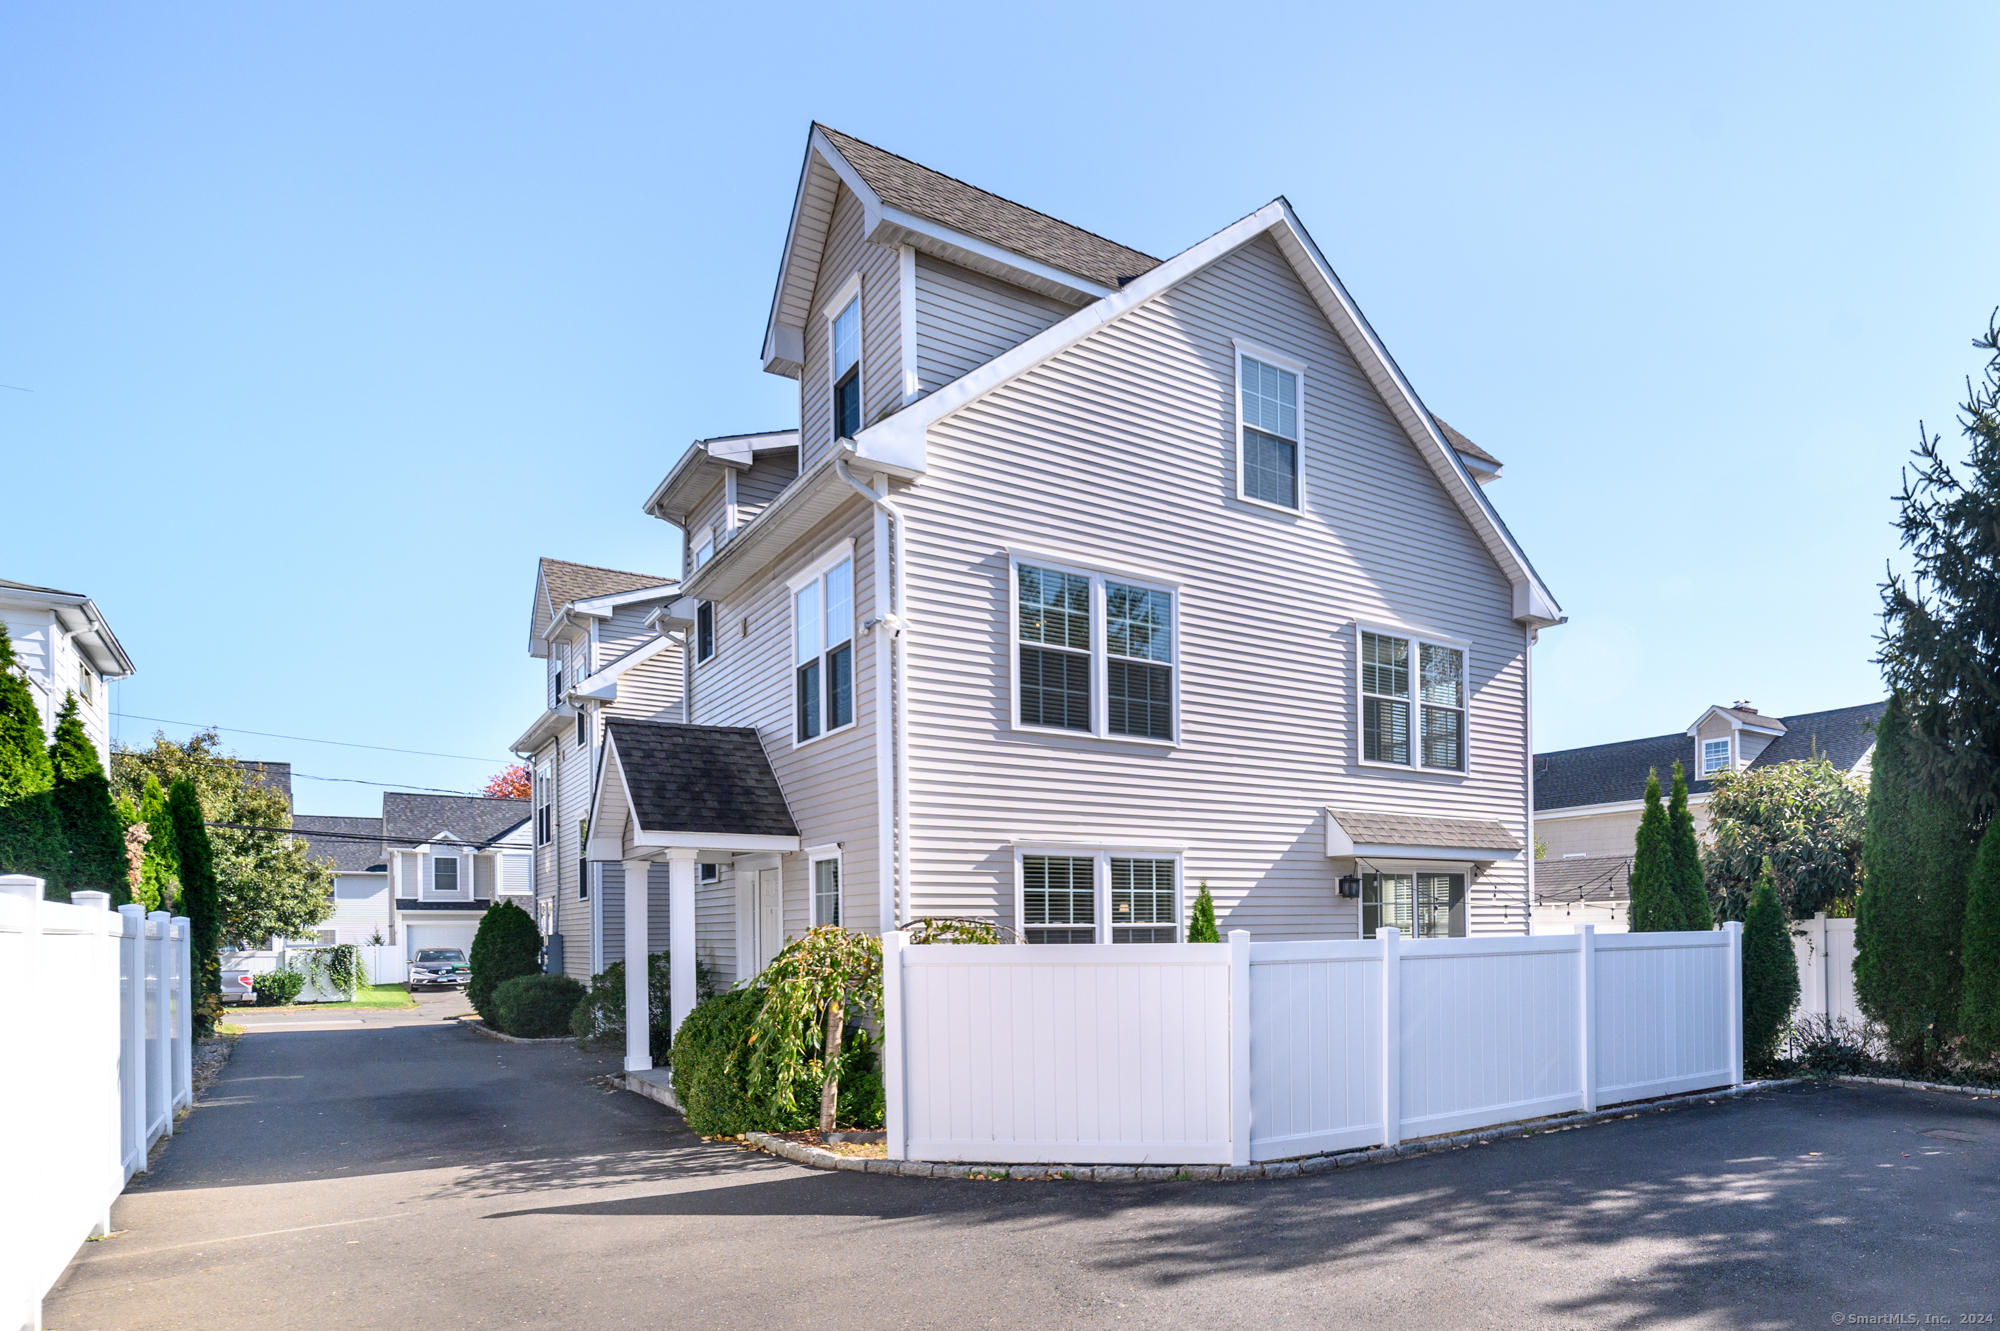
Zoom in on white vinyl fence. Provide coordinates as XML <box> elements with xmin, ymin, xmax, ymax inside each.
<box><xmin>882</xmin><ymin>924</ymin><xmax>1742</xmax><ymax>1167</ymax></box>
<box><xmin>0</xmin><ymin>876</ymin><xmax>191</xmax><ymax>1331</ymax></box>
<box><xmin>1791</xmin><ymin>913</ymin><xmax>1862</xmax><ymax>1027</ymax></box>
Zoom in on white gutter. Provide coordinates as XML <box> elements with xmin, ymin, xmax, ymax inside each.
<box><xmin>834</xmin><ymin>456</ymin><xmax>909</xmax><ymax>936</ymax></box>
<box><xmin>1525</xmin><ymin>624</ymin><xmax>1535</xmax><ymax>930</ymax></box>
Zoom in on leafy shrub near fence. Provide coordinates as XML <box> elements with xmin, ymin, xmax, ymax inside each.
<box><xmin>469</xmin><ymin>901</ymin><xmax>541</xmax><ymax>1024</ymax></box>
<box><xmin>493</xmin><ymin>974</ymin><xmax>586</xmax><ymax>1038</ymax></box>
<box><xmin>252</xmin><ymin>969</ymin><xmax>305</xmax><ymax>1006</ymax></box>
<box><xmin>670</xmin><ymin>986</ymin><xmax>779</xmax><ymax>1135</ymax></box>
<box><xmin>571</xmin><ymin>952</ymin><xmax>671</xmax><ymax>1059</ymax></box>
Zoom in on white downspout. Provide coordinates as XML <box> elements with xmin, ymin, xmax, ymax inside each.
<box><xmin>1524</xmin><ymin>622</ymin><xmax>1536</xmax><ymax>935</ymax></box>
<box><xmin>835</xmin><ymin>456</ymin><xmax>908</xmax><ymax>936</ymax></box>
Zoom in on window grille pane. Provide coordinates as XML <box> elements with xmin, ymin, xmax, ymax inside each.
<box><xmin>794</xmin><ymin>582</ymin><xmax>822</xmax><ymax>665</ymax></box>
<box><xmin>833</xmin><ymin>299</ymin><xmax>859</xmax><ymax>378</ymax></box>
<box><xmin>1020</xmin><ymin>646</ymin><xmax>1090</xmax><ymax>730</ymax></box>
<box><xmin>434</xmin><ymin>858</ymin><xmax>459</xmax><ymax>893</ymax></box>
<box><xmin>796</xmin><ymin>659</ymin><xmax>821</xmax><ymax>740</ymax></box>
<box><xmin>1419</xmin><ymin>643</ymin><xmax>1462</xmax><ymax>707</ymax></box>
<box><xmin>1361</xmin><ymin>632</ymin><xmax>1410</xmax><ymax>698</ymax></box>
<box><xmin>814</xmin><ymin>858</ymin><xmax>840</xmax><ymax>927</ymax></box>
<box><xmin>1703</xmin><ymin>738</ymin><xmax>1730</xmax><ymax>773</ymax></box>
<box><xmin>825</xmin><ymin>558</ymin><xmax>853</xmax><ymax>648</ymax></box>
<box><xmin>1421</xmin><ymin>704</ymin><xmax>1462</xmax><ymax>770</ymax></box>
<box><xmin>1363</xmin><ymin>696</ymin><xmax>1410</xmax><ymax>765</ymax></box>
<box><xmin>1243</xmin><ymin>429</ymin><xmax>1298</xmax><ymax>508</ymax></box>
<box><xmin>1241</xmin><ymin>356</ymin><xmax>1297</xmax><ymax>439</ymax></box>
<box><xmin>1018</xmin><ymin>565</ymin><xmax>1091</xmax><ymax>650</ymax></box>
<box><xmin>1023</xmin><ymin>856</ymin><xmax>1094</xmax><ymax>944</ymax></box>
<box><xmin>1107</xmin><ymin>659</ymin><xmax>1172</xmax><ymax>739</ymax></box>
<box><xmin>1361</xmin><ymin>873</ymin><xmax>1414</xmax><ymax>938</ymax></box>
<box><xmin>1106</xmin><ymin>583</ymin><xmax>1171</xmax><ymax>662</ymax></box>
<box><xmin>696</xmin><ymin>602</ymin><xmax>714</xmax><ymax>661</ymax></box>
<box><xmin>828</xmin><ymin>642</ymin><xmax>854</xmax><ymax>729</ymax></box>
<box><xmin>1110</xmin><ymin>858</ymin><xmax>1176</xmax><ymax>941</ymax></box>
<box><xmin>1416</xmin><ymin>873</ymin><xmax>1464</xmax><ymax>938</ymax></box>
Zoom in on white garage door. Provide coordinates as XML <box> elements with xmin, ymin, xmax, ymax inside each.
<box><xmin>406</xmin><ymin>922</ymin><xmax>479</xmax><ymax>959</ymax></box>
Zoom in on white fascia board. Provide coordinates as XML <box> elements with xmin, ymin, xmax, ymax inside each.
<box><xmin>1534</xmin><ymin>793</ymin><xmax>1713</xmax><ymax>821</ymax></box>
<box><xmin>1684</xmin><ymin>705</ymin><xmax>1786</xmax><ymax>737</ymax></box>
<box><xmin>855</xmin><ymin>202</ymin><xmax>1290</xmax><ymax>474</ymax></box>
<box><xmin>509</xmin><ymin>708</ymin><xmax>569</xmax><ymax>756</ymax></box>
<box><xmin>646</xmin><ymin>603</ymin><xmax>695</xmax><ymax>633</ymax></box>
<box><xmin>572</xmin><ymin>632</ymin><xmax>673</xmax><ymax>700</ymax></box>
<box><xmin>586</xmin><ymin>731</ymin><xmax>634</xmax><ymax>855</ymax></box>
<box><xmin>761</xmin><ymin>137</ymin><xmax>842</xmax><ymax>379</ymax></box>
<box><xmin>870</xmin><ymin>205</ymin><xmax>1113</xmax><ymax>305</ymax></box>
<box><xmin>644</xmin><ymin>441</ymin><xmax>730</xmax><ymax>524</ymax></box>
<box><xmin>1352</xmin><ymin>844</ymin><xmax>1521</xmax><ymax>863</ymax></box>
<box><xmin>568</xmin><ymin>583</ymin><xmax>680</xmax><ymax>618</ymax></box>
<box><xmin>626</xmin><ymin>831</ymin><xmax>803</xmax><ymax>854</ymax></box>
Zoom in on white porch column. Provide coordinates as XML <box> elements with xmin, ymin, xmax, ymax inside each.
<box><xmin>667</xmin><ymin>848</ymin><xmax>699</xmax><ymax>1044</ymax></box>
<box><xmin>621</xmin><ymin>857</ymin><xmax>652</xmax><ymax>1072</ymax></box>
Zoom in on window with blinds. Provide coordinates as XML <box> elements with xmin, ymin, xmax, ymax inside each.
<box><xmin>1361</xmin><ymin>629</ymin><xmax>1466</xmax><ymax>771</ymax></box>
<box><xmin>1018</xmin><ymin>565</ymin><xmax>1091</xmax><ymax>732</ymax></box>
<box><xmin>1015</xmin><ymin>560</ymin><xmax>1175</xmax><ymax>743</ymax></box>
<box><xmin>1110</xmin><ymin>858</ymin><xmax>1177</xmax><ymax>942</ymax></box>
<box><xmin>1361</xmin><ymin>871</ymin><xmax>1465</xmax><ymax>938</ymax></box>
<box><xmin>1022</xmin><ymin>855</ymin><xmax>1095</xmax><ymax>944</ymax></box>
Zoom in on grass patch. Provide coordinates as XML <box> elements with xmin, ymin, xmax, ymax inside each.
<box><xmin>235</xmin><ymin>984</ymin><xmax>419</xmax><ymax>1014</ymax></box>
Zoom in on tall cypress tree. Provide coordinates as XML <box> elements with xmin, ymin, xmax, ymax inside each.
<box><xmin>1741</xmin><ymin>861</ymin><xmax>1801</xmax><ymax>1072</ymax></box>
<box><xmin>135</xmin><ymin>775</ymin><xmax>179</xmax><ymax>911</ymax></box>
<box><xmin>49</xmin><ymin>693</ymin><xmax>129</xmax><ymax>904</ymax></box>
<box><xmin>1855</xmin><ymin>695</ymin><xmax>1976</xmax><ymax>1067</ymax></box>
<box><xmin>1959</xmin><ymin>819</ymin><xmax>2000</xmax><ymax>1064</ymax></box>
<box><xmin>0</xmin><ymin>624</ymin><xmax>66</xmax><ymax>889</ymax></box>
<box><xmin>1627</xmin><ymin>769</ymin><xmax>1676</xmax><ymax>931</ymax></box>
<box><xmin>1666</xmin><ymin>761</ymin><xmax>1713</xmax><ymax>931</ymax></box>
<box><xmin>168</xmin><ymin>778</ymin><xmax>222</xmax><ymax>1022</ymax></box>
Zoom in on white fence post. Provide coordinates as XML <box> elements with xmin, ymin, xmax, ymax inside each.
<box><xmin>1380</xmin><ymin>926</ymin><xmax>1401</xmax><ymax>1149</ymax></box>
<box><xmin>882</xmin><ymin>930</ymin><xmax>907</xmax><ymax>1162</ymax></box>
<box><xmin>69</xmin><ymin>892</ymin><xmax>119</xmax><ymax>1238</ymax></box>
<box><xmin>171</xmin><ymin>917</ymin><xmax>193</xmax><ymax>1111</ymax></box>
<box><xmin>1578</xmin><ymin>924</ymin><xmax>1598</xmax><ymax>1113</ymax></box>
<box><xmin>147</xmin><ymin>911</ymin><xmax>171</xmax><ymax>1141</ymax></box>
<box><xmin>1228</xmin><ymin>929</ymin><xmax>1252</xmax><ymax>1168</ymax></box>
<box><xmin>117</xmin><ymin>904</ymin><xmax>145</xmax><ymax>1179</ymax></box>
<box><xmin>1725</xmin><ymin>920</ymin><xmax>1745</xmax><ymax>1084</ymax></box>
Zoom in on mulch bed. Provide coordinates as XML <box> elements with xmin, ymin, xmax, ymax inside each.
<box><xmin>192</xmin><ymin>1035</ymin><xmax>236</xmax><ymax>1099</ymax></box>
<box><xmin>764</xmin><ymin>1129</ymin><xmax>888</xmax><ymax>1158</ymax></box>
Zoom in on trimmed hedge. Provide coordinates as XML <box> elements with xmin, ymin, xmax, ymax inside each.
<box><xmin>1959</xmin><ymin>820</ymin><xmax>2000</xmax><ymax>1064</ymax></box>
<box><xmin>469</xmin><ymin>901</ymin><xmax>542</xmax><ymax>1024</ymax></box>
<box><xmin>493</xmin><ymin>973</ymin><xmax>586</xmax><ymax>1038</ymax></box>
<box><xmin>671</xmin><ymin>987</ymin><xmax>783</xmax><ymax>1136</ymax></box>
<box><xmin>253</xmin><ymin>969</ymin><xmax>306</xmax><ymax>1006</ymax></box>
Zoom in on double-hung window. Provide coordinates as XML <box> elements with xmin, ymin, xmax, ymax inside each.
<box><xmin>1361</xmin><ymin>871</ymin><xmax>1464</xmax><ymax>938</ymax></box>
<box><xmin>433</xmin><ymin>855</ymin><xmax>460</xmax><ymax>895</ymax></box>
<box><xmin>1359</xmin><ymin>627</ymin><xmax>1467</xmax><ymax>772</ymax></box>
<box><xmin>1235</xmin><ymin>342</ymin><xmax>1304</xmax><ymax>512</ymax></box>
<box><xmin>1702</xmin><ymin>737</ymin><xmax>1732</xmax><ymax>775</ymax></box>
<box><xmin>696</xmin><ymin>601</ymin><xmax>715</xmax><ymax>663</ymax></box>
<box><xmin>832</xmin><ymin>295</ymin><xmax>861</xmax><ymax>441</ymax></box>
<box><xmin>1013</xmin><ymin>557</ymin><xmax>1177</xmax><ymax>743</ymax></box>
<box><xmin>811</xmin><ymin>850</ymin><xmax>841</xmax><ymax>928</ymax></box>
<box><xmin>792</xmin><ymin>544</ymin><xmax>855</xmax><ymax>743</ymax></box>
<box><xmin>1019</xmin><ymin>849</ymin><xmax>1182</xmax><ymax>944</ymax></box>
<box><xmin>534</xmin><ymin>763</ymin><xmax>553</xmax><ymax>845</ymax></box>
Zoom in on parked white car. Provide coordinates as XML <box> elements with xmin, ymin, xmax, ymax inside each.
<box><xmin>409</xmin><ymin>947</ymin><xmax>470</xmax><ymax>991</ymax></box>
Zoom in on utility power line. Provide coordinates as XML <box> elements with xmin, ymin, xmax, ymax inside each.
<box><xmin>115</xmin><ymin>750</ymin><xmax>487</xmax><ymax>797</ymax></box>
<box><xmin>112</xmin><ymin>712</ymin><xmax>512</xmax><ymax>764</ymax></box>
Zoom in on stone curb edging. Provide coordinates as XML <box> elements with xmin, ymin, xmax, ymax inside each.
<box><xmin>1834</xmin><ymin>1074</ymin><xmax>2000</xmax><ymax>1098</ymax></box>
<box><xmin>734</xmin><ymin>1080</ymin><xmax>1800</xmax><ymax>1182</ymax></box>
<box><xmin>462</xmin><ymin>1020</ymin><xmax>574</xmax><ymax>1045</ymax></box>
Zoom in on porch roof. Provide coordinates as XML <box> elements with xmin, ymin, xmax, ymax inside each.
<box><xmin>592</xmin><ymin>720</ymin><xmax>801</xmax><ymax>859</ymax></box>
<box><xmin>1323</xmin><ymin>807</ymin><xmax>1522</xmax><ymax>863</ymax></box>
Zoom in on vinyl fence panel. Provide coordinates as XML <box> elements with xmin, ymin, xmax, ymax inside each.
<box><xmin>1246</xmin><ymin>940</ymin><xmax>1384</xmax><ymax>1161</ymax></box>
<box><xmin>0</xmin><ymin>879</ymin><xmax>192</xmax><ymax>1331</ymax></box>
<box><xmin>1592</xmin><ymin>930</ymin><xmax>1737</xmax><ymax>1102</ymax></box>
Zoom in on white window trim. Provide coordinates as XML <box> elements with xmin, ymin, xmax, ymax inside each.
<box><xmin>1232</xmin><ymin>337</ymin><xmax>1309</xmax><ymax>516</ymax></box>
<box><xmin>1353</xmin><ymin>620</ymin><xmax>1471</xmax><ymax>776</ymax></box>
<box><xmin>534</xmin><ymin>762</ymin><xmax>554</xmax><ymax>846</ymax></box>
<box><xmin>1701</xmin><ymin>735</ymin><xmax>1734</xmax><ymax>775</ymax></box>
<box><xmin>789</xmin><ymin>539</ymin><xmax>859</xmax><ymax>749</ymax></box>
<box><xmin>808</xmin><ymin>843</ymin><xmax>842</xmax><ymax>929</ymax></box>
<box><xmin>425</xmin><ymin>845</ymin><xmax>468</xmax><ymax>900</ymax></box>
<box><xmin>1354</xmin><ymin>860</ymin><xmax>1473</xmax><ymax>940</ymax></box>
<box><xmin>1011</xmin><ymin>844</ymin><xmax>1184</xmax><ymax>945</ymax></box>
<box><xmin>824</xmin><ymin>271</ymin><xmax>864</xmax><ymax>442</ymax></box>
<box><xmin>1007</xmin><ymin>551</ymin><xmax>1181</xmax><ymax>748</ymax></box>
<box><xmin>695</xmin><ymin>600</ymin><xmax>718</xmax><ymax>667</ymax></box>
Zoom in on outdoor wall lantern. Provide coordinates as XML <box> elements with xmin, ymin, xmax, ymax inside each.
<box><xmin>1338</xmin><ymin>874</ymin><xmax>1361</xmax><ymax>899</ymax></box>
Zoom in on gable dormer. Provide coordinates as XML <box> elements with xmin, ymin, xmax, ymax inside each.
<box><xmin>1686</xmin><ymin>702</ymin><xmax>1788</xmax><ymax>777</ymax></box>
<box><xmin>762</xmin><ymin>125</ymin><xmax>1161</xmax><ymax>474</ymax></box>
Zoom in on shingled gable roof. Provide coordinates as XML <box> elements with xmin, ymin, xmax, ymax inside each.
<box><xmin>291</xmin><ymin>815</ymin><xmax>387</xmax><ymax>873</ymax></box>
<box><xmin>530</xmin><ymin>557</ymin><xmax>674</xmax><ymax>651</ymax></box>
<box><xmin>381</xmin><ymin>793</ymin><xmax>531</xmax><ymax>848</ymax></box>
<box><xmin>849</xmin><ymin>196</ymin><xmax>1562</xmax><ymax>627</ymax></box>
<box><xmin>1534</xmin><ymin>700</ymin><xmax>1887</xmax><ymax>812</ymax></box>
<box><xmin>600</xmin><ymin>720</ymin><xmax>798</xmax><ymax>840</ymax></box>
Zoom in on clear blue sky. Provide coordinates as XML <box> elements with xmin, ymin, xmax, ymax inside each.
<box><xmin>6</xmin><ymin>3</ymin><xmax>1996</xmax><ymax>816</ymax></box>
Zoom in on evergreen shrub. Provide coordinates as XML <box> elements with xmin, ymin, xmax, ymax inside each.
<box><xmin>1958</xmin><ymin>819</ymin><xmax>2000</xmax><ymax>1064</ymax></box>
<box><xmin>493</xmin><ymin>974</ymin><xmax>586</xmax><ymax>1038</ymax></box>
<box><xmin>168</xmin><ymin>778</ymin><xmax>222</xmax><ymax>1023</ymax></box>
<box><xmin>253</xmin><ymin>969</ymin><xmax>306</xmax><ymax>1006</ymax></box>
<box><xmin>571</xmin><ymin>952</ymin><xmax>672</xmax><ymax>1061</ymax></box>
<box><xmin>0</xmin><ymin>624</ymin><xmax>65</xmax><ymax>887</ymax></box>
<box><xmin>1188</xmin><ymin>881</ymin><xmax>1221</xmax><ymax>942</ymax></box>
<box><xmin>468</xmin><ymin>901</ymin><xmax>541</xmax><ymax>1024</ymax></box>
<box><xmin>1741</xmin><ymin>864</ymin><xmax>1800</xmax><ymax>1073</ymax></box>
<box><xmin>671</xmin><ymin>986</ymin><xmax>792</xmax><ymax>1136</ymax></box>
<box><xmin>1628</xmin><ymin>770</ymin><xmax>1676</xmax><ymax>931</ymax></box>
<box><xmin>1666</xmin><ymin>763</ymin><xmax>1713</xmax><ymax>930</ymax></box>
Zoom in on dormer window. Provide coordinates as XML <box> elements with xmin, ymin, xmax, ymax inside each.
<box><xmin>832</xmin><ymin>296</ymin><xmax>861</xmax><ymax>440</ymax></box>
<box><xmin>1702</xmin><ymin>737</ymin><xmax>1732</xmax><ymax>775</ymax></box>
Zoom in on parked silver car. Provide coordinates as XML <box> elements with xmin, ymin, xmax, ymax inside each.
<box><xmin>409</xmin><ymin>948</ymin><xmax>470</xmax><ymax>991</ymax></box>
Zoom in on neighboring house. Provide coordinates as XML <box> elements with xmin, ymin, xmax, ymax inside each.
<box><xmin>294</xmin><ymin>793</ymin><xmax>532</xmax><ymax>956</ymax></box>
<box><xmin>0</xmin><ymin>577</ymin><xmax>136</xmax><ymax>769</ymax></box>
<box><xmin>1532</xmin><ymin>699</ymin><xmax>1885</xmax><ymax>929</ymax></box>
<box><xmin>580</xmin><ymin>121</ymin><xmax>1568</xmax><ymax>1056</ymax></box>
<box><xmin>510</xmin><ymin>558</ymin><xmax>685</xmax><ymax>980</ymax></box>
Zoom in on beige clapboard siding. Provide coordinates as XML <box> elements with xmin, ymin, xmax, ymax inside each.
<box><xmin>913</xmin><ymin>254</ymin><xmax>1071</xmax><ymax>393</ymax></box>
<box><xmin>598</xmin><ymin>862</ymin><xmax>671</xmax><ymax>971</ymax></box>
<box><xmin>684</xmin><ymin>501</ymin><xmax>884</xmax><ymax>969</ymax></box>
<box><xmin>799</xmin><ymin>184</ymin><xmax>903</xmax><ymax>475</ymax></box>
<box><xmin>601</xmin><ymin>603</ymin><xmax>684</xmax><ymax>724</ymax></box>
<box><xmin>736</xmin><ymin>450</ymin><xmax>798</xmax><ymax>518</ymax></box>
<box><xmin>894</xmin><ymin>232</ymin><xmax>1531</xmax><ymax>940</ymax></box>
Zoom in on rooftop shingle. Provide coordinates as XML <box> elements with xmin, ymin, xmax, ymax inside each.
<box><xmin>606</xmin><ymin>720</ymin><xmax>798</xmax><ymax>839</ymax></box>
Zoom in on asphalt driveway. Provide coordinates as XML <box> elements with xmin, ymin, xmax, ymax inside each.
<box><xmin>45</xmin><ymin>1018</ymin><xmax>2000</xmax><ymax>1331</ymax></box>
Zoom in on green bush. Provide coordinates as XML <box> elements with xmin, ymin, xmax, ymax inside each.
<box><xmin>1958</xmin><ymin>820</ymin><xmax>2000</xmax><ymax>1064</ymax></box>
<box><xmin>571</xmin><ymin>952</ymin><xmax>672</xmax><ymax>1060</ymax></box>
<box><xmin>468</xmin><ymin>901</ymin><xmax>541</xmax><ymax>1024</ymax></box>
<box><xmin>1741</xmin><ymin>864</ymin><xmax>1800</xmax><ymax>1073</ymax></box>
<box><xmin>253</xmin><ymin>969</ymin><xmax>306</xmax><ymax>1006</ymax></box>
<box><xmin>1188</xmin><ymin>881</ymin><xmax>1220</xmax><ymax>942</ymax></box>
<box><xmin>493</xmin><ymin>973</ymin><xmax>585</xmax><ymax>1038</ymax></box>
<box><xmin>671</xmin><ymin>987</ymin><xmax>788</xmax><ymax>1136</ymax></box>
<box><xmin>1628</xmin><ymin>769</ymin><xmax>1677</xmax><ymax>931</ymax></box>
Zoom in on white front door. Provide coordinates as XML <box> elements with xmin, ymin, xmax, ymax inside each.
<box><xmin>736</xmin><ymin>860</ymin><xmax>787</xmax><ymax>981</ymax></box>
